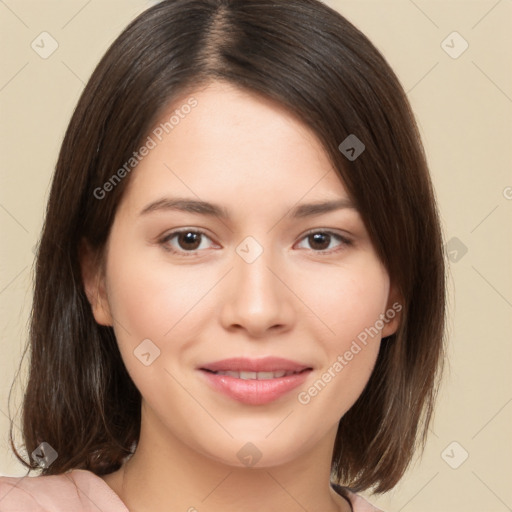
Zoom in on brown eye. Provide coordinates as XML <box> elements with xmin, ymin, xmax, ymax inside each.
<box><xmin>176</xmin><ymin>231</ymin><xmax>202</xmax><ymax>250</ymax></box>
<box><xmin>160</xmin><ymin>229</ymin><xmax>214</xmax><ymax>254</ymax></box>
<box><xmin>296</xmin><ymin>230</ymin><xmax>352</xmax><ymax>254</ymax></box>
<box><xmin>308</xmin><ymin>233</ymin><xmax>331</xmax><ymax>251</ymax></box>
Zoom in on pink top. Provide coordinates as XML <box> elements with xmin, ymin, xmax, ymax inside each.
<box><xmin>0</xmin><ymin>469</ymin><xmax>383</xmax><ymax>511</ymax></box>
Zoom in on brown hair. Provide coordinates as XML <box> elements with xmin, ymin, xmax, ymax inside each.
<box><xmin>8</xmin><ymin>0</ymin><xmax>445</xmax><ymax>494</ymax></box>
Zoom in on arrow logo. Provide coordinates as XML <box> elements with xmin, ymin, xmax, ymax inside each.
<box><xmin>338</xmin><ymin>134</ymin><xmax>365</xmax><ymax>161</ymax></box>
<box><xmin>445</xmin><ymin>237</ymin><xmax>468</xmax><ymax>263</ymax></box>
<box><xmin>34</xmin><ymin>448</ymin><xmax>45</xmax><ymax>460</ymax></box>
<box><xmin>237</xmin><ymin>442</ymin><xmax>262</xmax><ymax>467</ymax></box>
<box><xmin>134</xmin><ymin>339</ymin><xmax>161</xmax><ymax>366</ymax></box>
<box><xmin>441</xmin><ymin>31</ymin><xmax>469</xmax><ymax>59</ymax></box>
<box><xmin>441</xmin><ymin>441</ymin><xmax>468</xmax><ymax>469</ymax></box>
<box><xmin>236</xmin><ymin>236</ymin><xmax>263</xmax><ymax>263</ymax></box>
<box><xmin>31</xmin><ymin>442</ymin><xmax>58</xmax><ymax>468</ymax></box>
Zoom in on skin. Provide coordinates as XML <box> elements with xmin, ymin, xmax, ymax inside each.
<box><xmin>81</xmin><ymin>81</ymin><xmax>400</xmax><ymax>512</ymax></box>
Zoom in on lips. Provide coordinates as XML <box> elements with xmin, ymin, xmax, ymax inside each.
<box><xmin>198</xmin><ymin>357</ymin><xmax>313</xmax><ymax>405</ymax></box>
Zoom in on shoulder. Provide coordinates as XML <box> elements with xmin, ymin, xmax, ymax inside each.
<box><xmin>331</xmin><ymin>483</ymin><xmax>385</xmax><ymax>512</ymax></box>
<box><xmin>0</xmin><ymin>469</ymin><xmax>128</xmax><ymax>512</ymax></box>
<box><xmin>346</xmin><ymin>490</ymin><xmax>385</xmax><ymax>512</ymax></box>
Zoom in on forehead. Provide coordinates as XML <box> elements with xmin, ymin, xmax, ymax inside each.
<box><xmin>119</xmin><ymin>81</ymin><xmax>351</xmax><ymax>214</ymax></box>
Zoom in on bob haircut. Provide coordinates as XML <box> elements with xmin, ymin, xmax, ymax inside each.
<box><xmin>9</xmin><ymin>0</ymin><xmax>445</xmax><ymax>494</ymax></box>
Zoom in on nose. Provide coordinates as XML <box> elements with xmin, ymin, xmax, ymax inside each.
<box><xmin>219</xmin><ymin>242</ymin><xmax>295</xmax><ymax>338</ymax></box>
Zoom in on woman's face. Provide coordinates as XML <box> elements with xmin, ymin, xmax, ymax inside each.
<box><xmin>84</xmin><ymin>81</ymin><xmax>400</xmax><ymax>468</ymax></box>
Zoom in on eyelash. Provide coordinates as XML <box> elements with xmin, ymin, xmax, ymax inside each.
<box><xmin>158</xmin><ymin>228</ymin><xmax>353</xmax><ymax>257</ymax></box>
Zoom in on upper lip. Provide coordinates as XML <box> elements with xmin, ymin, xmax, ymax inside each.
<box><xmin>199</xmin><ymin>357</ymin><xmax>312</xmax><ymax>373</ymax></box>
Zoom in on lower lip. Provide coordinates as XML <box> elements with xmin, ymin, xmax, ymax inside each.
<box><xmin>199</xmin><ymin>370</ymin><xmax>311</xmax><ymax>405</ymax></box>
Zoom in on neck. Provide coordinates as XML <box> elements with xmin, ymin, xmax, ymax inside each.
<box><xmin>104</xmin><ymin>405</ymin><xmax>350</xmax><ymax>512</ymax></box>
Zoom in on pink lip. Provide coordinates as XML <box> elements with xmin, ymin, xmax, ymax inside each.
<box><xmin>198</xmin><ymin>357</ymin><xmax>313</xmax><ymax>405</ymax></box>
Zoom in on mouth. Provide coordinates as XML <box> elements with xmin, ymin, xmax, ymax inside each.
<box><xmin>201</xmin><ymin>368</ymin><xmax>310</xmax><ymax>380</ymax></box>
<box><xmin>198</xmin><ymin>357</ymin><xmax>313</xmax><ymax>405</ymax></box>
<box><xmin>199</xmin><ymin>356</ymin><xmax>312</xmax><ymax>374</ymax></box>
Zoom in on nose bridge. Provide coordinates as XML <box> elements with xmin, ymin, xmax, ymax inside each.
<box><xmin>234</xmin><ymin>235</ymin><xmax>281</xmax><ymax>305</ymax></box>
<box><xmin>221</xmin><ymin>235</ymin><xmax>293</xmax><ymax>334</ymax></box>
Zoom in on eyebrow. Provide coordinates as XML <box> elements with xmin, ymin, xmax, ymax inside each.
<box><xmin>139</xmin><ymin>197</ymin><xmax>356</xmax><ymax>219</ymax></box>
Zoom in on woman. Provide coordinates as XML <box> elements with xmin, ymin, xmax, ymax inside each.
<box><xmin>0</xmin><ymin>1</ymin><xmax>445</xmax><ymax>510</ymax></box>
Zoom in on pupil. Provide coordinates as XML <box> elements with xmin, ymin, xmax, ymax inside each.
<box><xmin>180</xmin><ymin>232</ymin><xmax>200</xmax><ymax>250</ymax></box>
<box><xmin>311</xmin><ymin>233</ymin><xmax>329</xmax><ymax>250</ymax></box>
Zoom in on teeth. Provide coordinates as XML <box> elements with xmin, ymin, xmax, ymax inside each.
<box><xmin>258</xmin><ymin>371</ymin><xmax>280</xmax><ymax>380</ymax></box>
<box><xmin>214</xmin><ymin>370</ymin><xmax>296</xmax><ymax>379</ymax></box>
<box><xmin>240</xmin><ymin>371</ymin><xmax>257</xmax><ymax>380</ymax></box>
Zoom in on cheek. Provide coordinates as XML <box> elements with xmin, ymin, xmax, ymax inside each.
<box><xmin>102</xmin><ymin>248</ymin><xmax>211</xmax><ymax>403</ymax></box>
<box><xmin>300</xmin><ymin>256</ymin><xmax>390</xmax><ymax>344</ymax></box>
<box><xmin>102</xmin><ymin>238</ymin><xmax>209</xmax><ymax>367</ymax></box>
<box><xmin>295</xmin><ymin>260</ymin><xmax>388</xmax><ymax>411</ymax></box>
<box><xmin>106</xmin><ymin>262</ymin><xmax>174</xmax><ymax>338</ymax></box>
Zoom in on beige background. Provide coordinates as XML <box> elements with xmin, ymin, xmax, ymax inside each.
<box><xmin>1</xmin><ymin>1</ymin><xmax>511</xmax><ymax>511</ymax></box>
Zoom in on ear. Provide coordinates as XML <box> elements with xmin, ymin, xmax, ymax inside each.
<box><xmin>79</xmin><ymin>239</ymin><xmax>113</xmax><ymax>326</ymax></box>
<box><xmin>381</xmin><ymin>282</ymin><xmax>403</xmax><ymax>338</ymax></box>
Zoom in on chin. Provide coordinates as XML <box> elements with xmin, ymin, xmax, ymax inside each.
<box><xmin>194</xmin><ymin>430</ymin><xmax>319</xmax><ymax>470</ymax></box>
